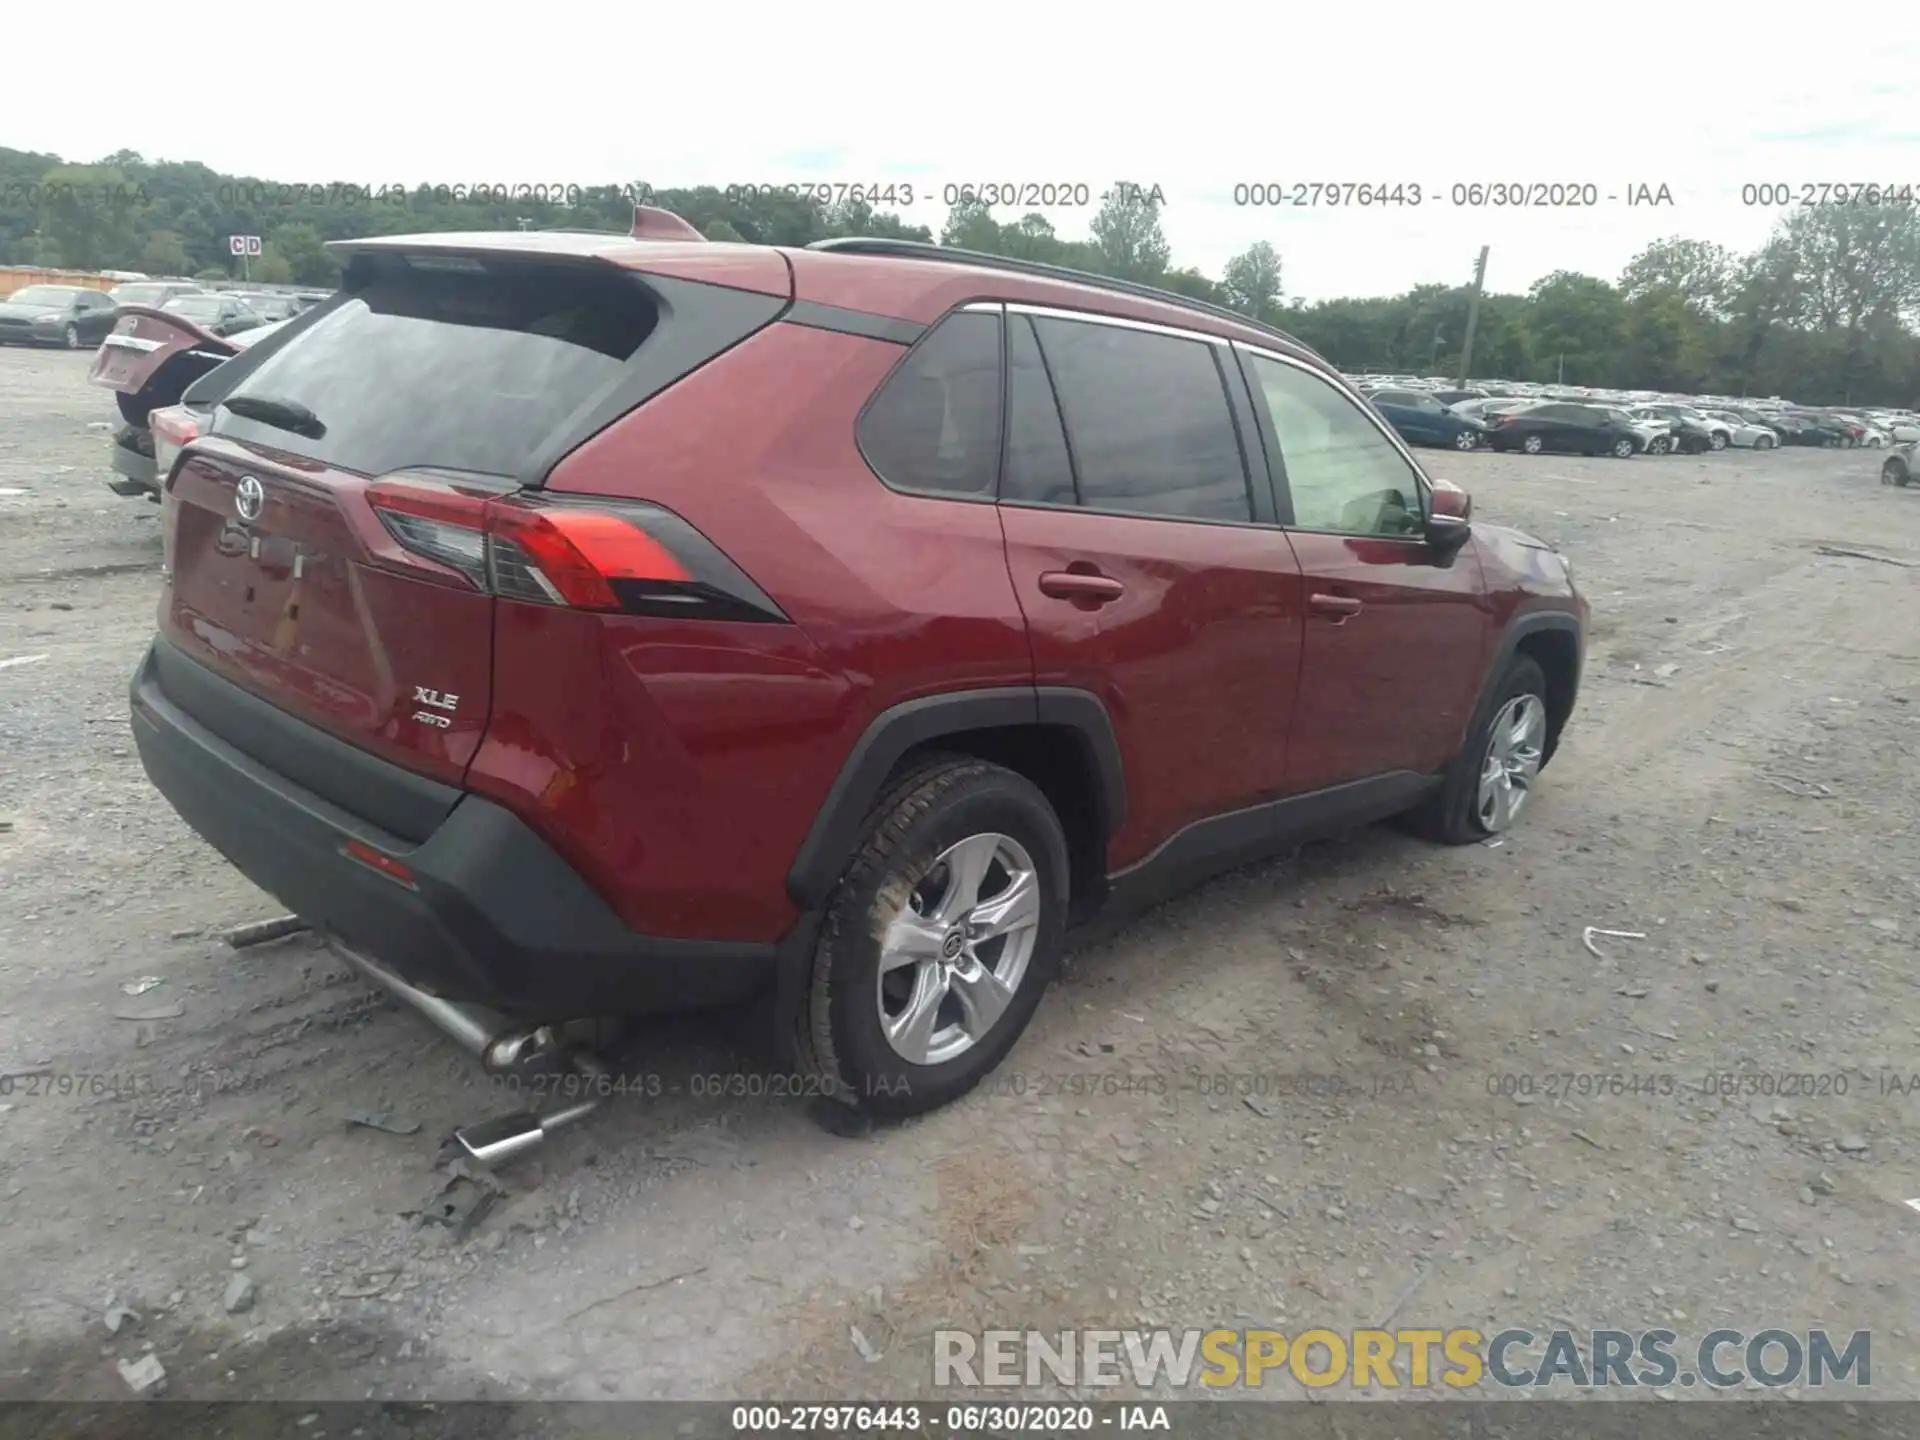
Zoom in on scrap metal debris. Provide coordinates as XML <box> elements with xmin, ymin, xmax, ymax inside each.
<box><xmin>1582</xmin><ymin>927</ymin><xmax>1647</xmax><ymax>960</ymax></box>
<box><xmin>114</xmin><ymin>1001</ymin><xmax>185</xmax><ymax>1022</ymax></box>
<box><xmin>406</xmin><ymin>1168</ymin><xmax>506</xmax><ymax>1240</ymax></box>
<box><xmin>103</xmin><ymin>1297</ymin><xmax>140</xmax><ymax>1335</ymax></box>
<box><xmin>0</xmin><ymin>655</ymin><xmax>50</xmax><ymax>670</ymax></box>
<box><xmin>116</xmin><ymin>1354</ymin><xmax>167</xmax><ymax>1397</ymax></box>
<box><xmin>1815</xmin><ymin>545</ymin><xmax>1920</xmax><ymax>569</ymax></box>
<box><xmin>225</xmin><ymin>915</ymin><xmax>310</xmax><ymax>949</ymax></box>
<box><xmin>345</xmin><ymin>1110</ymin><xmax>422</xmax><ymax>1137</ymax></box>
<box><xmin>1761</xmin><ymin>773</ymin><xmax>1835</xmax><ymax>799</ymax></box>
<box><xmin>120</xmin><ymin>977</ymin><xmax>165</xmax><ymax>997</ymax></box>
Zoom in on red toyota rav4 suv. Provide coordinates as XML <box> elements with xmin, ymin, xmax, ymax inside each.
<box><xmin>130</xmin><ymin>222</ymin><xmax>1587</xmax><ymax>1117</ymax></box>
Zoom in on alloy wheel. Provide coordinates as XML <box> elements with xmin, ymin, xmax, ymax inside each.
<box><xmin>1476</xmin><ymin>694</ymin><xmax>1546</xmax><ymax>833</ymax></box>
<box><xmin>1613</xmin><ymin>438</ymin><xmax>1634</xmax><ymax>458</ymax></box>
<box><xmin>875</xmin><ymin>832</ymin><xmax>1040</xmax><ymax>1066</ymax></box>
<box><xmin>1522</xmin><ymin>435</ymin><xmax>1543</xmax><ymax>454</ymax></box>
<box><xmin>63</xmin><ymin>324</ymin><xmax>80</xmax><ymax>350</ymax></box>
<box><xmin>1454</xmin><ymin>430</ymin><xmax>1478</xmax><ymax>450</ymax></box>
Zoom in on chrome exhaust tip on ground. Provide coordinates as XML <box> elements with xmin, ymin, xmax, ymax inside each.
<box><xmin>322</xmin><ymin>932</ymin><xmax>605</xmax><ymax>1168</ymax></box>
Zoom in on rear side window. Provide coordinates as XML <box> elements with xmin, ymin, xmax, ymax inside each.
<box><xmin>212</xmin><ymin>263</ymin><xmax>663</xmax><ymax>479</ymax></box>
<box><xmin>1031</xmin><ymin>317</ymin><xmax>1250</xmax><ymax>523</ymax></box>
<box><xmin>859</xmin><ymin>311</ymin><xmax>1003</xmax><ymax>497</ymax></box>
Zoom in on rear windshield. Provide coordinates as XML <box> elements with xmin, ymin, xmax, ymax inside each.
<box><xmin>211</xmin><ymin>262</ymin><xmax>661</xmax><ymax>478</ymax></box>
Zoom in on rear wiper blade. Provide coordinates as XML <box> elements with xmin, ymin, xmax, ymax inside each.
<box><xmin>224</xmin><ymin>393</ymin><xmax>326</xmax><ymax>439</ymax></box>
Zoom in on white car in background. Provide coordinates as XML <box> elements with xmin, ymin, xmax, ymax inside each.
<box><xmin>1703</xmin><ymin>411</ymin><xmax>1781</xmax><ymax>449</ymax></box>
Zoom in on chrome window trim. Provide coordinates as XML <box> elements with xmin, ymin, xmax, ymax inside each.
<box><xmin>1003</xmin><ymin>301</ymin><xmax>1232</xmax><ymax>349</ymax></box>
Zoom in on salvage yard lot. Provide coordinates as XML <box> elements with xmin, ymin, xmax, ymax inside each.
<box><xmin>2</xmin><ymin>342</ymin><xmax>1918</xmax><ymax>1404</ymax></box>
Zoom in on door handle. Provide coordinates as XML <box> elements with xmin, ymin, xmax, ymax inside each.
<box><xmin>1038</xmin><ymin>571</ymin><xmax>1125</xmax><ymax>603</ymax></box>
<box><xmin>1308</xmin><ymin>592</ymin><xmax>1364</xmax><ymax>619</ymax></box>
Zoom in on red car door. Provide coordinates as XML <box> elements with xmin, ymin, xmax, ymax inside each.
<box><xmin>995</xmin><ymin>306</ymin><xmax>1306</xmax><ymax>871</ymax></box>
<box><xmin>1236</xmin><ymin>346</ymin><xmax>1491</xmax><ymax>791</ymax></box>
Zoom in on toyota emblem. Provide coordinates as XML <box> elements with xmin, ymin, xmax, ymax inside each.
<box><xmin>235</xmin><ymin>476</ymin><xmax>265</xmax><ymax>522</ymax></box>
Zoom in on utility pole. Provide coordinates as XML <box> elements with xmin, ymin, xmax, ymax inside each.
<box><xmin>1456</xmin><ymin>245</ymin><xmax>1489</xmax><ymax>386</ymax></box>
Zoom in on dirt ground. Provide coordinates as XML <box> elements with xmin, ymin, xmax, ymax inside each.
<box><xmin>2</xmin><ymin>342</ymin><xmax>1917</xmax><ymax>1407</ymax></box>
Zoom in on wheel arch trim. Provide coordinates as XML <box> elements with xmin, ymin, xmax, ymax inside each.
<box><xmin>785</xmin><ymin>686</ymin><xmax>1128</xmax><ymax>910</ymax></box>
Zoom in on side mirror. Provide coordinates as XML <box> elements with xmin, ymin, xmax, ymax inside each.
<box><xmin>1426</xmin><ymin>478</ymin><xmax>1472</xmax><ymax>555</ymax></box>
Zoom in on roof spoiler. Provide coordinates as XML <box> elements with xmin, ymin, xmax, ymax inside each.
<box><xmin>631</xmin><ymin>206</ymin><xmax>705</xmax><ymax>242</ymax></box>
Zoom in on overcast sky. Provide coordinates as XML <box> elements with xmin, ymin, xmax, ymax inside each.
<box><xmin>11</xmin><ymin>2</ymin><xmax>1918</xmax><ymax>301</ymax></box>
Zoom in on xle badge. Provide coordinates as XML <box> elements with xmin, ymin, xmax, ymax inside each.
<box><xmin>411</xmin><ymin>686</ymin><xmax>459</xmax><ymax>730</ymax></box>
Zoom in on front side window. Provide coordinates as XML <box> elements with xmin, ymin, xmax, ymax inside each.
<box><xmin>859</xmin><ymin>310</ymin><xmax>1003</xmax><ymax>498</ymax></box>
<box><xmin>1246</xmin><ymin>353</ymin><xmax>1426</xmax><ymax>538</ymax></box>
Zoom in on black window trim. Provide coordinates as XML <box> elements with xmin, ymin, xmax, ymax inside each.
<box><xmin>1234</xmin><ymin>340</ymin><xmax>1434</xmax><ymax>546</ymax></box>
<box><xmin>1001</xmin><ymin>301</ymin><xmax>1265</xmax><ymax>531</ymax></box>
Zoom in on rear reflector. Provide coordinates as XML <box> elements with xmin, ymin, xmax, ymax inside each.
<box><xmin>341</xmin><ymin>839</ymin><xmax>418</xmax><ymax>889</ymax></box>
<box><xmin>365</xmin><ymin>478</ymin><xmax>786</xmax><ymax>623</ymax></box>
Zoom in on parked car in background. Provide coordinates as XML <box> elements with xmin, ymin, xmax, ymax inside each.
<box><xmin>1362</xmin><ymin>386</ymin><xmax>1488</xmax><ymax>450</ymax></box>
<box><xmin>228</xmin><ymin>292</ymin><xmax>306</xmax><ymax>322</ymax></box>
<box><xmin>122</xmin><ymin>223</ymin><xmax>1589</xmax><ymax>1119</ymax></box>
<box><xmin>1638</xmin><ymin>403</ymin><xmax>1732</xmax><ymax>450</ymax></box>
<box><xmin>0</xmin><ymin>283</ymin><xmax>123</xmax><ymax>348</ymax></box>
<box><xmin>1623</xmin><ymin>412</ymin><xmax>1674</xmax><ymax>454</ymax></box>
<box><xmin>1487</xmin><ymin>401</ymin><xmax>1641</xmax><ymax>457</ymax></box>
<box><xmin>106</xmin><ymin>281</ymin><xmax>204</xmax><ymax>312</ymax></box>
<box><xmin>1701</xmin><ymin>410</ymin><xmax>1779</xmax><ymax>449</ymax></box>
<box><xmin>1779</xmin><ymin>412</ymin><xmax>1855</xmax><ymax>447</ymax></box>
<box><xmin>1452</xmin><ymin>398</ymin><xmax>1537</xmax><ymax>425</ymax></box>
<box><xmin>1883</xmin><ymin>441</ymin><xmax>1916</xmax><ymax>487</ymax></box>
<box><xmin>1828</xmin><ymin>412</ymin><xmax>1891</xmax><ymax>447</ymax></box>
<box><xmin>160</xmin><ymin>291</ymin><xmax>270</xmax><ymax>338</ymax></box>
<box><xmin>89</xmin><ymin>307</ymin><xmax>291</xmax><ymax>499</ymax></box>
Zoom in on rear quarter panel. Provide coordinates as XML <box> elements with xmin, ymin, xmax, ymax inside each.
<box><xmin>477</xmin><ymin>323</ymin><xmax>1034</xmax><ymax>942</ymax></box>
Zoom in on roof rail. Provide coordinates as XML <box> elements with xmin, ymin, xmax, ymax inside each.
<box><xmin>807</xmin><ymin>237</ymin><xmax>1313</xmax><ymax>355</ymax></box>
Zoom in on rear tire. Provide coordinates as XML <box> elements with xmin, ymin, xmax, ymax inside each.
<box><xmin>1521</xmin><ymin>434</ymin><xmax>1544</xmax><ymax>455</ymax></box>
<box><xmin>1709</xmin><ymin>432</ymin><xmax>1728</xmax><ymax>451</ymax></box>
<box><xmin>1650</xmin><ymin>436</ymin><xmax>1671</xmax><ymax>455</ymax></box>
<box><xmin>63</xmin><ymin>324</ymin><xmax>81</xmax><ymax>350</ymax></box>
<box><xmin>1886</xmin><ymin>458</ymin><xmax>1911</xmax><ymax>488</ymax></box>
<box><xmin>1403</xmin><ymin>655</ymin><xmax>1550</xmax><ymax>845</ymax></box>
<box><xmin>793</xmin><ymin>757</ymin><xmax>1069</xmax><ymax>1117</ymax></box>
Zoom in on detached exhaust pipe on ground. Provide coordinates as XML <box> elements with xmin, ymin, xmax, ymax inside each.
<box><xmin>325</xmin><ymin>934</ymin><xmax>605</xmax><ymax>1167</ymax></box>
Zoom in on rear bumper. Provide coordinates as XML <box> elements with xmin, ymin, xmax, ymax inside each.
<box><xmin>129</xmin><ymin>641</ymin><xmax>779</xmax><ymax>1020</ymax></box>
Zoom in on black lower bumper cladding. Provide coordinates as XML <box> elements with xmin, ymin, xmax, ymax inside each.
<box><xmin>129</xmin><ymin>641</ymin><xmax>775</xmax><ymax>1019</ymax></box>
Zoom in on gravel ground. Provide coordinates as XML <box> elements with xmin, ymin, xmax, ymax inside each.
<box><xmin>2</xmin><ymin>343</ymin><xmax>1918</xmax><ymax>1406</ymax></box>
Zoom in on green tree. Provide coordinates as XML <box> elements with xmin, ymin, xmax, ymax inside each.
<box><xmin>703</xmin><ymin>218</ymin><xmax>746</xmax><ymax>243</ymax></box>
<box><xmin>1089</xmin><ymin>182</ymin><xmax>1169</xmax><ymax>281</ymax></box>
<box><xmin>268</xmin><ymin>222</ymin><xmax>336</xmax><ymax>284</ymax></box>
<box><xmin>1523</xmin><ymin>271</ymin><xmax>1625</xmax><ymax>384</ymax></box>
<box><xmin>38</xmin><ymin>164</ymin><xmax>142</xmax><ymax>271</ymax></box>
<box><xmin>1221</xmin><ymin>241</ymin><xmax>1283</xmax><ymax>322</ymax></box>
<box><xmin>940</xmin><ymin>196</ymin><xmax>1001</xmax><ymax>251</ymax></box>
<box><xmin>136</xmin><ymin>229</ymin><xmax>191</xmax><ymax>277</ymax></box>
<box><xmin>1619</xmin><ymin>237</ymin><xmax>1736</xmax><ymax>317</ymax></box>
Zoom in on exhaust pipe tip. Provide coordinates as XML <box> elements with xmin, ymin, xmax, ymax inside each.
<box><xmin>453</xmin><ymin>1112</ymin><xmax>550</xmax><ymax>1168</ymax></box>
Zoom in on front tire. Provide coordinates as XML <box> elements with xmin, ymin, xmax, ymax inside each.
<box><xmin>1404</xmin><ymin>655</ymin><xmax>1550</xmax><ymax>845</ymax></box>
<box><xmin>794</xmin><ymin>757</ymin><xmax>1069</xmax><ymax>1117</ymax></box>
<box><xmin>1756</xmin><ymin>434</ymin><xmax>1774</xmax><ymax>450</ymax></box>
<box><xmin>1453</xmin><ymin>429</ymin><xmax>1479</xmax><ymax>451</ymax></box>
<box><xmin>63</xmin><ymin>324</ymin><xmax>81</xmax><ymax>350</ymax></box>
<box><xmin>1887</xmin><ymin>458</ymin><xmax>1912</xmax><ymax>488</ymax></box>
<box><xmin>1611</xmin><ymin>437</ymin><xmax>1635</xmax><ymax>458</ymax></box>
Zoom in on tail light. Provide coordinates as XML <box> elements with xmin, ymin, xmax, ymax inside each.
<box><xmin>365</xmin><ymin>477</ymin><xmax>788</xmax><ymax>624</ymax></box>
<box><xmin>150</xmin><ymin>406</ymin><xmax>200</xmax><ymax>486</ymax></box>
